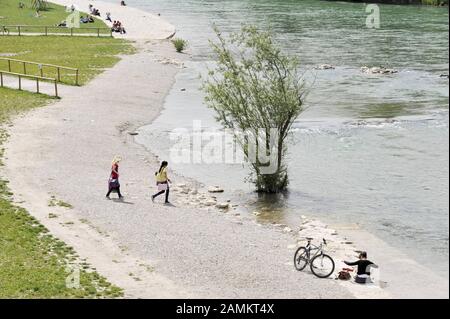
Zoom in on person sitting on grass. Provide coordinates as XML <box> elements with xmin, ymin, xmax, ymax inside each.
<box><xmin>343</xmin><ymin>251</ymin><xmax>378</xmax><ymax>284</ymax></box>
<box><xmin>57</xmin><ymin>20</ymin><xmax>67</xmax><ymax>27</ymax></box>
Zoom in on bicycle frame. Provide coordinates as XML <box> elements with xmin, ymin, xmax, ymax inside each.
<box><xmin>304</xmin><ymin>240</ymin><xmax>325</xmax><ymax>262</ymax></box>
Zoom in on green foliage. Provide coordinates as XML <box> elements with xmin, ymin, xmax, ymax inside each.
<box><xmin>203</xmin><ymin>25</ymin><xmax>307</xmax><ymax>193</ymax></box>
<box><xmin>172</xmin><ymin>38</ymin><xmax>188</xmax><ymax>53</ymax></box>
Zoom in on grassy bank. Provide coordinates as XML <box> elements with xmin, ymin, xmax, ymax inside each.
<box><xmin>0</xmin><ymin>0</ymin><xmax>132</xmax><ymax>298</ymax></box>
<box><xmin>0</xmin><ymin>89</ymin><xmax>123</xmax><ymax>298</ymax></box>
<box><xmin>1</xmin><ymin>0</ymin><xmax>134</xmax><ymax>85</ymax></box>
<box><xmin>0</xmin><ymin>36</ymin><xmax>134</xmax><ymax>84</ymax></box>
<box><xmin>0</xmin><ymin>0</ymin><xmax>106</xmax><ymax>27</ymax></box>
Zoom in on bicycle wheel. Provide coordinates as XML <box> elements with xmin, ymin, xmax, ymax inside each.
<box><xmin>310</xmin><ymin>254</ymin><xmax>335</xmax><ymax>278</ymax></box>
<box><xmin>294</xmin><ymin>247</ymin><xmax>308</xmax><ymax>271</ymax></box>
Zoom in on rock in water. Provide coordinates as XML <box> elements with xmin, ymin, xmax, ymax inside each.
<box><xmin>361</xmin><ymin>66</ymin><xmax>398</xmax><ymax>75</ymax></box>
<box><xmin>314</xmin><ymin>64</ymin><xmax>335</xmax><ymax>70</ymax></box>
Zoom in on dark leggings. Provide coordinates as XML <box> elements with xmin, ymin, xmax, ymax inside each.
<box><xmin>153</xmin><ymin>186</ymin><xmax>169</xmax><ymax>203</ymax></box>
<box><xmin>106</xmin><ymin>186</ymin><xmax>122</xmax><ymax>198</ymax></box>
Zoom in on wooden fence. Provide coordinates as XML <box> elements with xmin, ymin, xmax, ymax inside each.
<box><xmin>0</xmin><ymin>57</ymin><xmax>79</xmax><ymax>86</ymax></box>
<box><xmin>0</xmin><ymin>71</ymin><xmax>59</xmax><ymax>97</ymax></box>
<box><xmin>1</xmin><ymin>25</ymin><xmax>112</xmax><ymax>37</ymax></box>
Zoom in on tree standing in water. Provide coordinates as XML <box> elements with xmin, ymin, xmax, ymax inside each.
<box><xmin>203</xmin><ymin>25</ymin><xmax>307</xmax><ymax>193</ymax></box>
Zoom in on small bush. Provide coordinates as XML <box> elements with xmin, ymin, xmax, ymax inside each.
<box><xmin>172</xmin><ymin>38</ymin><xmax>188</xmax><ymax>53</ymax></box>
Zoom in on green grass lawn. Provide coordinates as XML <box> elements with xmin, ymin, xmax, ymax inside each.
<box><xmin>0</xmin><ymin>87</ymin><xmax>54</xmax><ymax>122</ymax></box>
<box><xmin>0</xmin><ymin>0</ymin><xmax>106</xmax><ymax>28</ymax></box>
<box><xmin>0</xmin><ymin>36</ymin><xmax>135</xmax><ymax>84</ymax></box>
<box><xmin>0</xmin><ymin>0</ymin><xmax>134</xmax><ymax>85</ymax></box>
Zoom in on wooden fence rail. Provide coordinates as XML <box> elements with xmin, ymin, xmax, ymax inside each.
<box><xmin>1</xmin><ymin>25</ymin><xmax>112</xmax><ymax>37</ymax></box>
<box><xmin>0</xmin><ymin>71</ymin><xmax>59</xmax><ymax>97</ymax></box>
<box><xmin>0</xmin><ymin>57</ymin><xmax>79</xmax><ymax>86</ymax></box>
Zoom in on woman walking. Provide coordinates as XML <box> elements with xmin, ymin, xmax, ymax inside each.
<box><xmin>106</xmin><ymin>156</ymin><xmax>123</xmax><ymax>200</ymax></box>
<box><xmin>152</xmin><ymin>161</ymin><xmax>171</xmax><ymax>204</ymax></box>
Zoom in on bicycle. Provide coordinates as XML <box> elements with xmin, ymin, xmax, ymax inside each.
<box><xmin>294</xmin><ymin>237</ymin><xmax>335</xmax><ymax>278</ymax></box>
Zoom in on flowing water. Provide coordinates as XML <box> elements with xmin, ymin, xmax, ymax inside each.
<box><xmin>113</xmin><ymin>0</ymin><xmax>449</xmax><ymax>276</ymax></box>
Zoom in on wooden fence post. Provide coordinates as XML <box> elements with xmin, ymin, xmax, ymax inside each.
<box><xmin>54</xmin><ymin>80</ymin><xmax>58</xmax><ymax>98</ymax></box>
<box><xmin>36</xmin><ymin>78</ymin><xmax>39</xmax><ymax>94</ymax></box>
<box><xmin>18</xmin><ymin>75</ymin><xmax>21</xmax><ymax>90</ymax></box>
<box><xmin>0</xmin><ymin>72</ymin><xmax>3</xmax><ymax>87</ymax></box>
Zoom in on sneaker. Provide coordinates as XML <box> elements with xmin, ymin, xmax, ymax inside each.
<box><xmin>106</xmin><ymin>196</ymin><xmax>111</xmax><ymax>200</ymax></box>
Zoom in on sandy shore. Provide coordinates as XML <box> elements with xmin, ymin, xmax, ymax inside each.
<box><xmin>49</xmin><ymin>0</ymin><xmax>175</xmax><ymax>40</ymax></box>
<box><xmin>4</xmin><ymin>0</ymin><xmax>443</xmax><ymax>299</ymax></box>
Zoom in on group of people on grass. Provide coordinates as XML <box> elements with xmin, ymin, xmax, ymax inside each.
<box><xmin>80</xmin><ymin>15</ymin><xmax>95</xmax><ymax>24</ymax></box>
<box><xmin>112</xmin><ymin>20</ymin><xmax>126</xmax><ymax>34</ymax></box>
<box><xmin>88</xmin><ymin>4</ymin><xmax>101</xmax><ymax>17</ymax></box>
<box><xmin>106</xmin><ymin>158</ymin><xmax>171</xmax><ymax>204</ymax></box>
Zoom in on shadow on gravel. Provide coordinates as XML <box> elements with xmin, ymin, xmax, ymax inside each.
<box><xmin>112</xmin><ymin>199</ymin><xmax>134</xmax><ymax>205</ymax></box>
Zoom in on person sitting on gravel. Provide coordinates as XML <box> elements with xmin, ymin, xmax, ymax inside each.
<box><xmin>106</xmin><ymin>12</ymin><xmax>112</xmax><ymax>22</ymax></box>
<box><xmin>120</xmin><ymin>1</ymin><xmax>127</xmax><ymax>6</ymax></box>
<box><xmin>343</xmin><ymin>252</ymin><xmax>378</xmax><ymax>284</ymax></box>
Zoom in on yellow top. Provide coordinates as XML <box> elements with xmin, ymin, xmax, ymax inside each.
<box><xmin>156</xmin><ymin>167</ymin><xmax>168</xmax><ymax>183</ymax></box>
